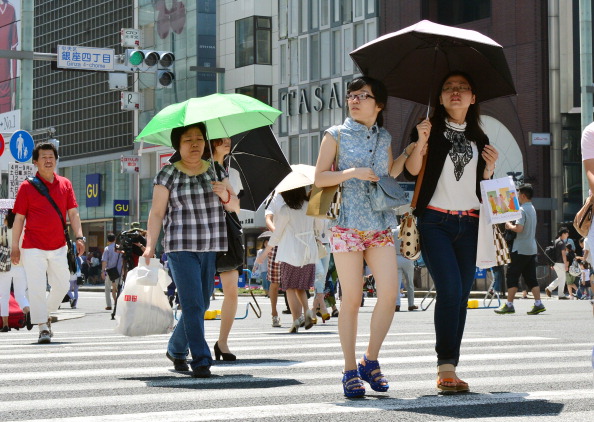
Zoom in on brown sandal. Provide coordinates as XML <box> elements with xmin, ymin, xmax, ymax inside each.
<box><xmin>437</xmin><ymin>364</ymin><xmax>462</xmax><ymax>394</ymax></box>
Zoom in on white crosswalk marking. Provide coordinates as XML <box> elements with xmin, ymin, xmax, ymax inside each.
<box><xmin>0</xmin><ymin>297</ymin><xmax>592</xmax><ymax>422</ymax></box>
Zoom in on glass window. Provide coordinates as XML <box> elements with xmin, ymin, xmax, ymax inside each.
<box><xmin>333</xmin><ymin>0</ymin><xmax>340</xmax><ymax>23</ymax></box>
<box><xmin>310</xmin><ymin>34</ymin><xmax>320</xmax><ymax>81</ymax></box>
<box><xmin>290</xmin><ymin>38</ymin><xmax>299</xmax><ymax>85</ymax></box>
<box><xmin>280</xmin><ymin>42</ymin><xmax>288</xmax><ymax>84</ymax></box>
<box><xmin>320</xmin><ymin>31</ymin><xmax>330</xmax><ymax>78</ymax></box>
<box><xmin>235</xmin><ymin>17</ymin><xmax>254</xmax><ymax>68</ymax></box>
<box><xmin>301</xmin><ymin>0</ymin><xmax>308</xmax><ymax>32</ymax></box>
<box><xmin>367</xmin><ymin>0</ymin><xmax>376</xmax><ymax>14</ymax></box>
<box><xmin>279</xmin><ymin>0</ymin><xmax>288</xmax><ymax>39</ymax></box>
<box><xmin>422</xmin><ymin>0</ymin><xmax>491</xmax><ymax>25</ymax></box>
<box><xmin>341</xmin><ymin>0</ymin><xmax>352</xmax><ymax>23</ymax></box>
<box><xmin>235</xmin><ymin>85</ymin><xmax>272</xmax><ymax>105</ymax></box>
<box><xmin>235</xmin><ymin>16</ymin><xmax>271</xmax><ymax>68</ymax></box>
<box><xmin>289</xmin><ymin>0</ymin><xmax>299</xmax><ymax>37</ymax></box>
<box><xmin>320</xmin><ymin>0</ymin><xmax>330</xmax><ymax>27</ymax></box>
<box><xmin>354</xmin><ymin>0</ymin><xmax>364</xmax><ymax>19</ymax></box>
<box><xmin>366</xmin><ymin>19</ymin><xmax>377</xmax><ymax>42</ymax></box>
<box><xmin>310</xmin><ymin>135</ymin><xmax>320</xmax><ymax>165</ymax></box>
<box><xmin>354</xmin><ymin>22</ymin><xmax>365</xmax><ymax>49</ymax></box>
<box><xmin>300</xmin><ymin>136</ymin><xmax>309</xmax><ymax>163</ymax></box>
<box><xmin>343</xmin><ymin>26</ymin><xmax>353</xmax><ymax>73</ymax></box>
<box><xmin>289</xmin><ymin>136</ymin><xmax>299</xmax><ymax>164</ymax></box>
<box><xmin>332</xmin><ymin>30</ymin><xmax>341</xmax><ymax>75</ymax></box>
<box><xmin>300</xmin><ymin>37</ymin><xmax>308</xmax><ymax>82</ymax></box>
<box><xmin>311</xmin><ymin>0</ymin><xmax>319</xmax><ymax>29</ymax></box>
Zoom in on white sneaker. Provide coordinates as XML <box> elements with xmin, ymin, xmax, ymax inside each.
<box><xmin>38</xmin><ymin>330</ymin><xmax>51</xmax><ymax>344</ymax></box>
<box><xmin>272</xmin><ymin>316</ymin><xmax>281</xmax><ymax>327</ymax></box>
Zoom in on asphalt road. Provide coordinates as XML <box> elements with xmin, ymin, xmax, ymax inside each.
<box><xmin>0</xmin><ymin>291</ymin><xmax>592</xmax><ymax>422</ymax></box>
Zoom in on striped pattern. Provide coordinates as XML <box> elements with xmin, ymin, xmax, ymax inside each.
<box><xmin>0</xmin><ymin>297</ymin><xmax>592</xmax><ymax>421</ymax></box>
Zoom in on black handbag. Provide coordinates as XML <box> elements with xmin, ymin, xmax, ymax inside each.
<box><xmin>106</xmin><ymin>255</ymin><xmax>121</xmax><ymax>281</ymax></box>
<box><xmin>27</xmin><ymin>177</ymin><xmax>78</xmax><ymax>274</ymax></box>
<box><xmin>216</xmin><ymin>211</ymin><xmax>244</xmax><ymax>273</ymax></box>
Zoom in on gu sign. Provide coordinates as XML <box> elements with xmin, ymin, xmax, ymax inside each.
<box><xmin>86</xmin><ymin>174</ymin><xmax>101</xmax><ymax>207</ymax></box>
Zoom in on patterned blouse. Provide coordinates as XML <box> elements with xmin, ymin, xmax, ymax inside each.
<box><xmin>325</xmin><ymin>117</ymin><xmax>398</xmax><ymax>232</ymax></box>
<box><xmin>154</xmin><ymin>163</ymin><xmax>227</xmax><ymax>253</ymax></box>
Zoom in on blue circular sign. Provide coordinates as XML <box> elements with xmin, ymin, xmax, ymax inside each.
<box><xmin>9</xmin><ymin>130</ymin><xmax>34</xmax><ymax>163</ymax></box>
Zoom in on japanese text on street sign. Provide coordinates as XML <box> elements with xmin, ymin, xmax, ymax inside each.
<box><xmin>120</xmin><ymin>156</ymin><xmax>139</xmax><ymax>173</ymax></box>
<box><xmin>8</xmin><ymin>162</ymin><xmax>35</xmax><ymax>199</ymax></box>
<box><xmin>57</xmin><ymin>45</ymin><xmax>114</xmax><ymax>71</ymax></box>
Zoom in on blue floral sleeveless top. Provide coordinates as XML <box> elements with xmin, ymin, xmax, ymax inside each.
<box><xmin>325</xmin><ymin>117</ymin><xmax>397</xmax><ymax>231</ymax></box>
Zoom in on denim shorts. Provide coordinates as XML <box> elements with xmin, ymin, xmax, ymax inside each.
<box><xmin>329</xmin><ymin>226</ymin><xmax>394</xmax><ymax>253</ymax></box>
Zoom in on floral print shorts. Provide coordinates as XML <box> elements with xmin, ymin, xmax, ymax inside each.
<box><xmin>329</xmin><ymin>226</ymin><xmax>394</xmax><ymax>253</ymax></box>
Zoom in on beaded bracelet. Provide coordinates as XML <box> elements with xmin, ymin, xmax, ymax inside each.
<box><xmin>221</xmin><ymin>189</ymin><xmax>231</xmax><ymax>204</ymax></box>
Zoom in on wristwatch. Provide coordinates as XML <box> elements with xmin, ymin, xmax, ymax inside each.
<box><xmin>76</xmin><ymin>236</ymin><xmax>86</xmax><ymax>243</ymax></box>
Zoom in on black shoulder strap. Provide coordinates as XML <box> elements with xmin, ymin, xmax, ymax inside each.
<box><xmin>27</xmin><ymin>177</ymin><xmax>69</xmax><ymax>242</ymax></box>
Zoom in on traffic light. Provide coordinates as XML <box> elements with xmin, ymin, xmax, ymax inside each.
<box><xmin>155</xmin><ymin>51</ymin><xmax>175</xmax><ymax>88</ymax></box>
<box><xmin>124</xmin><ymin>49</ymin><xmax>175</xmax><ymax>74</ymax></box>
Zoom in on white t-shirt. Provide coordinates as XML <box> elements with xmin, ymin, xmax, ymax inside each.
<box><xmin>584</xmin><ymin>238</ymin><xmax>593</xmax><ymax>265</ymax></box>
<box><xmin>265</xmin><ymin>193</ymin><xmax>285</xmax><ymax>216</ymax></box>
<box><xmin>581</xmin><ymin>121</ymin><xmax>594</xmax><ymax>161</ymax></box>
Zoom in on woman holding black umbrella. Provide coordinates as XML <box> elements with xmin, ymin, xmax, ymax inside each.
<box><xmin>404</xmin><ymin>71</ymin><xmax>498</xmax><ymax>394</ymax></box>
<box><xmin>203</xmin><ymin>137</ymin><xmax>243</xmax><ymax>361</ymax></box>
<box><xmin>143</xmin><ymin>122</ymin><xmax>239</xmax><ymax>378</ymax></box>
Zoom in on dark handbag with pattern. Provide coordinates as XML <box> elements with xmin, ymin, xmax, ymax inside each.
<box><xmin>307</xmin><ymin>129</ymin><xmax>342</xmax><ymax>219</ymax></box>
<box><xmin>26</xmin><ymin>177</ymin><xmax>78</xmax><ymax>274</ymax></box>
<box><xmin>0</xmin><ymin>225</ymin><xmax>11</xmax><ymax>272</ymax></box>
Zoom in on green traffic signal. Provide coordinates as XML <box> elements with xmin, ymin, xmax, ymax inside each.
<box><xmin>128</xmin><ymin>50</ymin><xmax>144</xmax><ymax>66</ymax></box>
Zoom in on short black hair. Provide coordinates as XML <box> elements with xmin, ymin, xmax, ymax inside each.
<box><xmin>170</xmin><ymin>122</ymin><xmax>207</xmax><ymax>151</ymax></box>
<box><xmin>107</xmin><ymin>233</ymin><xmax>116</xmax><ymax>242</ymax></box>
<box><xmin>518</xmin><ymin>184</ymin><xmax>533</xmax><ymax>200</ymax></box>
<box><xmin>33</xmin><ymin>142</ymin><xmax>58</xmax><ymax>161</ymax></box>
<box><xmin>558</xmin><ymin>226</ymin><xmax>569</xmax><ymax>237</ymax></box>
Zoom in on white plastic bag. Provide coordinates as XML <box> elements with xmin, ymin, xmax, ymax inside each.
<box><xmin>115</xmin><ymin>266</ymin><xmax>174</xmax><ymax>336</ymax></box>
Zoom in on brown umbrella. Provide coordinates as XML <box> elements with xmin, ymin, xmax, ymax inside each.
<box><xmin>350</xmin><ymin>20</ymin><xmax>516</xmax><ymax>111</ymax></box>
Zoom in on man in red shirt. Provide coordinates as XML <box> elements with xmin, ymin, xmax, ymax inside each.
<box><xmin>10</xmin><ymin>142</ymin><xmax>85</xmax><ymax>344</ymax></box>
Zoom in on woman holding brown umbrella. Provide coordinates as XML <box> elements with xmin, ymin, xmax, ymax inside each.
<box><xmin>404</xmin><ymin>71</ymin><xmax>498</xmax><ymax>394</ymax></box>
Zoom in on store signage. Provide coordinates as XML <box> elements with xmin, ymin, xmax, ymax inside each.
<box><xmin>158</xmin><ymin>151</ymin><xmax>174</xmax><ymax>168</ymax></box>
<box><xmin>114</xmin><ymin>200</ymin><xmax>130</xmax><ymax>216</ymax></box>
<box><xmin>86</xmin><ymin>173</ymin><xmax>101</xmax><ymax>207</ymax></box>
<box><xmin>280</xmin><ymin>82</ymin><xmax>343</xmax><ymax>116</ymax></box>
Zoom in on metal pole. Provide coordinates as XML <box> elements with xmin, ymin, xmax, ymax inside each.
<box><xmin>580</xmin><ymin>0</ymin><xmax>593</xmax><ymax>199</ymax></box>
<box><xmin>549</xmin><ymin>0</ymin><xmax>562</xmax><ymax>231</ymax></box>
<box><xmin>20</xmin><ymin>2</ymin><xmax>34</xmax><ymax>132</ymax></box>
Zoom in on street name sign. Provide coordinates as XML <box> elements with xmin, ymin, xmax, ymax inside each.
<box><xmin>8</xmin><ymin>162</ymin><xmax>35</xmax><ymax>199</ymax></box>
<box><xmin>57</xmin><ymin>45</ymin><xmax>115</xmax><ymax>71</ymax></box>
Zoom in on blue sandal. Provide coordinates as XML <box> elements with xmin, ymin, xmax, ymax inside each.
<box><xmin>342</xmin><ymin>369</ymin><xmax>365</xmax><ymax>398</ymax></box>
<box><xmin>358</xmin><ymin>354</ymin><xmax>389</xmax><ymax>392</ymax></box>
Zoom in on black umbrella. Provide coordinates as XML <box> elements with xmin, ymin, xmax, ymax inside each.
<box><xmin>228</xmin><ymin>126</ymin><xmax>292</xmax><ymax>211</ymax></box>
<box><xmin>350</xmin><ymin>20</ymin><xmax>516</xmax><ymax>109</ymax></box>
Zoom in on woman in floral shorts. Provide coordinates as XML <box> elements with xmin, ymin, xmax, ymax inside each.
<box><xmin>314</xmin><ymin>76</ymin><xmax>415</xmax><ymax>398</ymax></box>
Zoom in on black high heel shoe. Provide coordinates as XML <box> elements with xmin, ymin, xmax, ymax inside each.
<box><xmin>214</xmin><ymin>341</ymin><xmax>236</xmax><ymax>361</ymax></box>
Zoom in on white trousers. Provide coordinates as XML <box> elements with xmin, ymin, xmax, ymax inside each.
<box><xmin>396</xmin><ymin>255</ymin><xmax>415</xmax><ymax>307</ymax></box>
<box><xmin>22</xmin><ymin>246</ymin><xmax>70</xmax><ymax>324</ymax></box>
<box><xmin>0</xmin><ymin>266</ymin><xmax>29</xmax><ymax>317</ymax></box>
<box><xmin>546</xmin><ymin>262</ymin><xmax>567</xmax><ymax>298</ymax></box>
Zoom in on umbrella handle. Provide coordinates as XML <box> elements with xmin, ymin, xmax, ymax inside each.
<box><xmin>425</xmin><ymin>45</ymin><xmax>440</xmax><ymax>120</ymax></box>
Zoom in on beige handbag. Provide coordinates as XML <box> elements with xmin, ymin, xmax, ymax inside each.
<box><xmin>399</xmin><ymin>155</ymin><xmax>427</xmax><ymax>260</ymax></box>
<box><xmin>574</xmin><ymin>194</ymin><xmax>594</xmax><ymax>237</ymax></box>
<box><xmin>307</xmin><ymin>130</ymin><xmax>342</xmax><ymax>219</ymax></box>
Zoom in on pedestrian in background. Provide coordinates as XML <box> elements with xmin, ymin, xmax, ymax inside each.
<box><xmin>393</xmin><ymin>225</ymin><xmax>417</xmax><ymax>312</ymax></box>
<box><xmin>255</xmin><ymin>187</ymin><xmax>317</xmax><ymax>334</ymax></box>
<box><xmin>404</xmin><ymin>71</ymin><xmax>498</xmax><ymax>394</ymax></box>
<box><xmin>67</xmin><ymin>240</ymin><xmax>81</xmax><ymax>309</ymax></box>
<box><xmin>545</xmin><ymin>227</ymin><xmax>570</xmax><ymax>299</ymax></box>
<box><xmin>0</xmin><ymin>210</ymin><xmax>31</xmax><ymax>332</ymax></box>
<box><xmin>253</xmin><ymin>238</ymin><xmax>271</xmax><ymax>298</ymax></box>
<box><xmin>315</xmin><ymin>76</ymin><xmax>404</xmax><ymax>398</ymax></box>
<box><xmin>143</xmin><ymin>122</ymin><xmax>239</xmax><ymax>378</ymax></box>
<box><xmin>312</xmin><ymin>219</ymin><xmax>331</xmax><ymax>322</ymax></box>
<box><xmin>203</xmin><ymin>136</ymin><xmax>243</xmax><ymax>361</ymax></box>
<box><xmin>101</xmin><ymin>233</ymin><xmax>122</xmax><ymax>311</ymax></box>
<box><xmin>265</xmin><ymin>193</ymin><xmax>288</xmax><ymax>326</ymax></box>
<box><xmin>10</xmin><ymin>142</ymin><xmax>85</xmax><ymax>344</ymax></box>
<box><xmin>494</xmin><ymin>184</ymin><xmax>545</xmax><ymax>315</ymax></box>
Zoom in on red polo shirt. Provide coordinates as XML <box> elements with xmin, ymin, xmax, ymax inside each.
<box><xmin>13</xmin><ymin>172</ymin><xmax>78</xmax><ymax>251</ymax></box>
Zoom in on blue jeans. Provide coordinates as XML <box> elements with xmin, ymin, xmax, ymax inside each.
<box><xmin>418</xmin><ymin>209</ymin><xmax>478</xmax><ymax>366</ymax></box>
<box><xmin>167</xmin><ymin>251</ymin><xmax>216</xmax><ymax>369</ymax></box>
